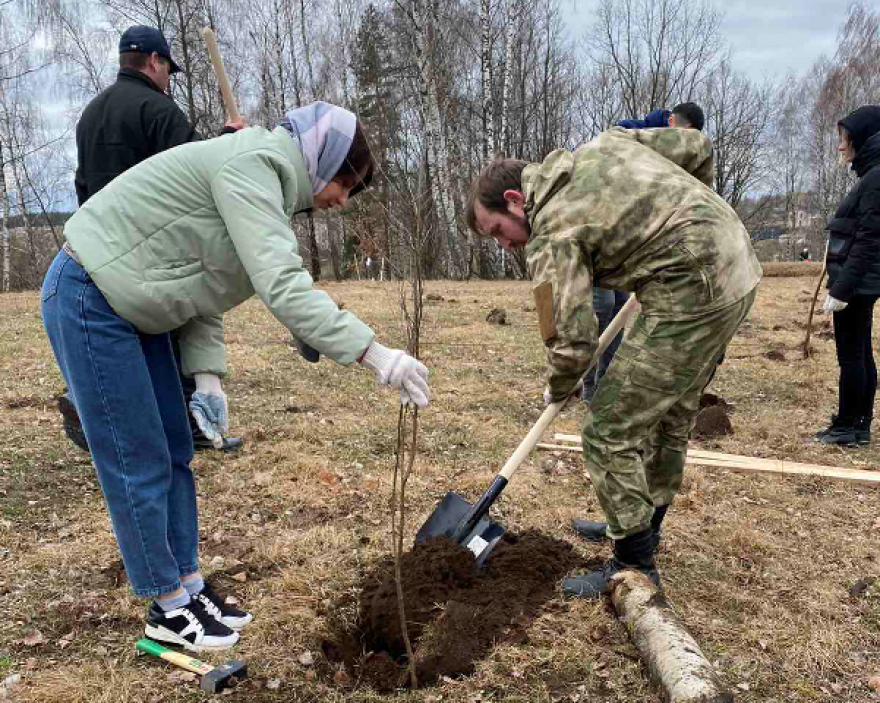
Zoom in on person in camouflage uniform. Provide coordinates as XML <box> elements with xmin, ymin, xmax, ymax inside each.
<box><xmin>466</xmin><ymin>126</ymin><xmax>762</xmax><ymax>598</ymax></box>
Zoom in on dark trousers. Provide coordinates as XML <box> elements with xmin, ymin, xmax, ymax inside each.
<box><xmin>833</xmin><ymin>295</ymin><xmax>879</xmax><ymax>421</ymax></box>
<box><xmin>585</xmin><ymin>289</ymin><xmax>628</xmax><ymax>390</ymax></box>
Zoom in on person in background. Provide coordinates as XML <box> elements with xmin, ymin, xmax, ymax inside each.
<box><xmin>41</xmin><ymin>101</ymin><xmax>429</xmax><ymax>649</ymax></box>
<box><xmin>815</xmin><ymin>105</ymin><xmax>880</xmax><ymax>447</ymax></box>
<box><xmin>583</xmin><ymin>102</ymin><xmax>707</xmax><ymax>403</ymax></box>
<box><xmin>58</xmin><ymin>25</ymin><xmax>246</xmax><ymax>453</ymax></box>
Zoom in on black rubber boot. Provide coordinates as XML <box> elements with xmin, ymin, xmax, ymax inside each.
<box><xmin>193</xmin><ymin>432</ymin><xmax>244</xmax><ymax>452</ymax></box>
<box><xmin>570</xmin><ymin>519</ymin><xmax>609</xmax><ymax>542</ymax></box>
<box><xmin>817</xmin><ymin>416</ymin><xmax>859</xmax><ymax>446</ymax></box>
<box><xmin>650</xmin><ymin>504</ymin><xmax>669</xmax><ymax>546</ymax></box>
<box><xmin>856</xmin><ymin>416</ymin><xmax>872</xmax><ymax>445</ymax></box>
<box><xmin>572</xmin><ymin>504</ymin><xmax>668</xmax><ymax>551</ymax></box>
<box><xmin>562</xmin><ymin>528</ymin><xmax>660</xmax><ymax>599</ymax></box>
<box><xmin>58</xmin><ymin>392</ymin><xmax>89</xmax><ymax>452</ymax></box>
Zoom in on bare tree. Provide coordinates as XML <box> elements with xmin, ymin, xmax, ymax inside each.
<box><xmin>583</xmin><ymin>0</ymin><xmax>724</xmax><ymax>119</ymax></box>
<box><xmin>701</xmin><ymin>57</ymin><xmax>774</xmax><ymax>208</ymax></box>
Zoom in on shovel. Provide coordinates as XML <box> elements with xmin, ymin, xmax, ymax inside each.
<box><xmin>415</xmin><ymin>294</ymin><xmax>640</xmax><ymax>565</ymax></box>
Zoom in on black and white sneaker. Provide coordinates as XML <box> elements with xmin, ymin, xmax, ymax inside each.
<box><xmin>193</xmin><ymin>583</ymin><xmax>253</xmax><ymax>630</ymax></box>
<box><xmin>144</xmin><ymin>598</ymin><xmax>239</xmax><ymax>652</ymax></box>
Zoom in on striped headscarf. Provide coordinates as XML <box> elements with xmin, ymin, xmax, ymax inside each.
<box><xmin>278</xmin><ymin>102</ymin><xmax>357</xmax><ymax>195</ymax></box>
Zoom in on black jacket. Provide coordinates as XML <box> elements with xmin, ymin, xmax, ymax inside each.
<box><xmin>827</xmin><ymin>133</ymin><xmax>880</xmax><ymax>300</ymax></box>
<box><xmin>74</xmin><ymin>69</ymin><xmax>201</xmax><ymax>206</ymax></box>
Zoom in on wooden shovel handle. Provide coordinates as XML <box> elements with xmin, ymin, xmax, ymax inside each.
<box><xmin>498</xmin><ymin>294</ymin><xmax>640</xmax><ymax>481</ymax></box>
<box><xmin>202</xmin><ymin>28</ymin><xmax>240</xmax><ymax>122</ymax></box>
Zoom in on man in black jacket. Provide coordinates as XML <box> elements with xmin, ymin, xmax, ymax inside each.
<box><xmin>59</xmin><ymin>25</ymin><xmax>245</xmax><ymax>452</ymax></box>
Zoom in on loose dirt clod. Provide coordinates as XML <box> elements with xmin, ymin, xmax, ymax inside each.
<box><xmin>486</xmin><ymin>308</ymin><xmax>507</xmax><ymax>325</ymax></box>
<box><xmin>699</xmin><ymin>392</ymin><xmax>732</xmax><ymax>410</ymax></box>
<box><xmin>320</xmin><ymin>530</ymin><xmax>587</xmax><ymax>691</ymax></box>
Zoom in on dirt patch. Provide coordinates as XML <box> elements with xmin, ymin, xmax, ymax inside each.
<box><xmin>5</xmin><ymin>395</ymin><xmax>53</xmax><ymax>410</ymax></box>
<box><xmin>764</xmin><ymin>349</ymin><xmax>786</xmax><ymax>361</ymax></box>
<box><xmin>321</xmin><ymin>530</ymin><xmax>587</xmax><ymax>691</ymax></box>
<box><xmin>693</xmin><ymin>404</ymin><xmax>733</xmax><ymax>438</ymax></box>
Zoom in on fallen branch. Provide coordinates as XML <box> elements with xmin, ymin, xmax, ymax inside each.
<box><xmin>610</xmin><ymin>570</ymin><xmax>734</xmax><ymax>703</ymax></box>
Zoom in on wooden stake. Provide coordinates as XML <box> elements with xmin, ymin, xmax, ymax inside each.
<box><xmin>536</xmin><ymin>439</ymin><xmax>880</xmax><ymax>484</ymax></box>
<box><xmin>610</xmin><ymin>571</ymin><xmax>734</xmax><ymax>703</ymax></box>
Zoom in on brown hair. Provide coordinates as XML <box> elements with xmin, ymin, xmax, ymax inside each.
<box><xmin>334</xmin><ymin>121</ymin><xmax>375</xmax><ymax>197</ymax></box>
<box><xmin>466</xmin><ymin>158</ymin><xmax>529</xmax><ymax>235</ymax></box>
<box><xmin>119</xmin><ymin>52</ymin><xmax>152</xmax><ymax>71</ymax></box>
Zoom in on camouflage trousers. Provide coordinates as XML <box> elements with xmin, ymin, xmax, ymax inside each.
<box><xmin>581</xmin><ymin>288</ymin><xmax>757</xmax><ymax>539</ymax></box>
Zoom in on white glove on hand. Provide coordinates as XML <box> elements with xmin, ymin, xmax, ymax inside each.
<box><xmin>189</xmin><ymin>373</ymin><xmax>229</xmax><ymax>449</ymax></box>
<box><xmin>543</xmin><ymin>380</ymin><xmax>584</xmax><ymax>406</ymax></box>
<box><xmin>361</xmin><ymin>342</ymin><xmax>430</xmax><ymax>408</ymax></box>
<box><xmin>822</xmin><ymin>294</ymin><xmax>848</xmax><ymax>313</ymax></box>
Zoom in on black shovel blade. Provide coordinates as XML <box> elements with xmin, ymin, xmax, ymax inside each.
<box><xmin>415</xmin><ymin>491</ymin><xmax>506</xmax><ymax>566</ymax></box>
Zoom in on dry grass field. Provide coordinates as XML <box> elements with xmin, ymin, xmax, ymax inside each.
<box><xmin>2</xmin><ymin>268</ymin><xmax>880</xmax><ymax>702</ymax></box>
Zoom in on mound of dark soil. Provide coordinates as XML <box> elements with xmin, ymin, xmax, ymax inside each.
<box><xmin>699</xmin><ymin>392</ymin><xmax>733</xmax><ymax>410</ymax></box>
<box><xmin>321</xmin><ymin>530</ymin><xmax>587</xmax><ymax>691</ymax></box>
<box><xmin>486</xmin><ymin>308</ymin><xmax>508</xmax><ymax>325</ymax></box>
<box><xmin>693</xmin><ymin>404</ymin><xmax>733</xmax><ymax>438</ymax></box>
<box><xmin>765</xmin><ymin>349</ymin><xmax>786</xmax><ymax>361</ymax></box>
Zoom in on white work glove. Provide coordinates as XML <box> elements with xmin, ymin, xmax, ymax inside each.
<box><xmin>361</xmin><ymin>342</ymin><xmax>430</xmax><ymax>408</ymax></box>
<box><xmin>822</xmin><ymin>295</ymin><xmax>848</xmax><ymax>313</ymax></box>
<box><xmin>188</xmin><ymin>373</ymin><xmax>229</xmax><ymax>449</ymax></box>
<box><xmin>543</xmin><ymin>380</ymin><xmax>584</xmax><ymax>406</ymax></box>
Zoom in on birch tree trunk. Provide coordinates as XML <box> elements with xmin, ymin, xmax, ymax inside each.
<box><xmin>415</xmin><ymin>0</ymin><xmax>463</xmax><ymax>277</ymax></box>
<box><xmin>610</xmin><ymin>571</ymin><xmax>734</xmax><ymax>703</ymax></box>
<box><xmin>0</xmin><ymin>140</ymin><xmax>10</xmax><ymax>292</ymax></box>
<box><xmin>480</xmin><ymin>0</ymin><xmax>494</xmax><ymax>160</ymax></box>
<box><xmin>499</xmin><ymin>0</ymin><xmax>517</xmax><ymax>155</ymax></box>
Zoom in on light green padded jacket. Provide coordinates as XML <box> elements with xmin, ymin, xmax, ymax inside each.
<box><xmin>64</xmin><ymin>126</ymin><xmax>374</xmax><ymax>377</ymax></box>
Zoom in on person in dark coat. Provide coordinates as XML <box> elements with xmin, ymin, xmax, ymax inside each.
<box><xmin>59</xmin><ymin>26</ymin><xmax>246</xmax><ymax>452</ymax></box>
<box><xmin>816</xmin><ymin>105</ymin><xmax>880</xmax><ymax>446</ymax></box>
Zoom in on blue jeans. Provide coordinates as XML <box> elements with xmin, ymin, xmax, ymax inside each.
<box><xmin>41</xmin><ymin>251</ymin><xmax>198</xmax><ymax>597</ymax></box>
<box><xmin>584</xmin><ymin>288</ymin><xmax>627</xmax><ymax>393</ymax></box>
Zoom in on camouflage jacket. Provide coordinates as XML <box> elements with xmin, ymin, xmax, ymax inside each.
<box><xmin>523</xmin><ymin>127</ymin><xmax>762</xmax><ymax>397</ymax></box>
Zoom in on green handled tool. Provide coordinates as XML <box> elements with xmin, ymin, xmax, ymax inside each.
<box><xmin>136</xmin><ymin>637</ymin><xmax>247</xmax><ymax>693</ymax></box>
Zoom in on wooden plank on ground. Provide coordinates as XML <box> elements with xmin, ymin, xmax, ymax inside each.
<box><xmin>536</xmin><ymin>440</ymin><xmax>880</xmax><ymax>485</ymax></box>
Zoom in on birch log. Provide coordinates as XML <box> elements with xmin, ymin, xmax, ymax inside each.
<box><xmin>610</xmin><ymin>571</ymin><xmax>734</xmax><ymax>703</ymax></box>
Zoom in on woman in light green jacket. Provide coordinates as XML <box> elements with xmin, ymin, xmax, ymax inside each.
<box><xmin>41</xmin><ymin>102</ymin><xmax>429</xmax><ymax>652</ymax></box>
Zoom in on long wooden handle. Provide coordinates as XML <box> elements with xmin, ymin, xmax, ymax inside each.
<box><xmin>201</xmin><ymin>27</ymin><xmax>240</xmax><ymax>122</ymax></box>
<box><xmin>803</xmin><ymin>240</ymin><xmax>830</xmax><ymax>358</ymax></box>
<box><xmin>498</xmin><ymin>294</ymin><xmax>640</xmax><ymax>481</ymax></box>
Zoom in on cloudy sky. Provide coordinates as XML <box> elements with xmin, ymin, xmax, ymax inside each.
<box><xmin>567</xmin><ymin>0</ymin><xmax>844</xmax><ymax>84</ymax></box>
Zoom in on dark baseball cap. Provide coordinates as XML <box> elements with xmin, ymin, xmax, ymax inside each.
<box><xmin>119</xmin><ymin>26</ymin><xmax>181</xmax><ymax>74</ymax></box>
